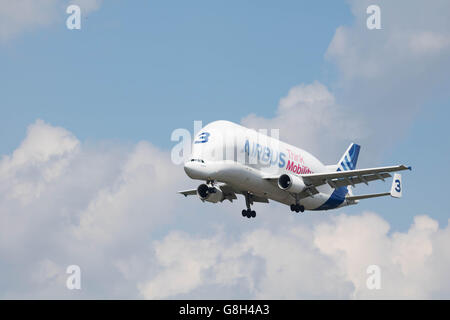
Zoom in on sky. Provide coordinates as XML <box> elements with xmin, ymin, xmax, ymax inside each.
<box><xmin>0</xmin><ymin>0</ymin><xmax>449</xmax><ymax>299</ymax></box>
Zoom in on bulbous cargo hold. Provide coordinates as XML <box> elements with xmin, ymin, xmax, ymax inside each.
<box><xmin>178</xmin><ymin>120</ymin><xmax>411</xmax><ymax>218</ymax></box>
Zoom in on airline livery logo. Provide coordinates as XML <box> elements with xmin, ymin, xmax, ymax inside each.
<box><xmin>194</xmin><ymin>132</ymin><xmax>210</xmax><ymax>144</ymax></box>
<box><xmin>243</xmin><ymin>139</ymin><xmax>313</xmax><ymax>173</ymax></box>
<box><xmin>244</xmin><ymin>139</ymin><xmax>286</xmax><ymax>168</ymax></box>
<box><xmin>338</xmin><ymin>144</ymin><xmax>360</xmax><ymax>171</ymax></box>
<box><xmin>285</xmin><ymin>149</ymin><xmax>312</xmax><ymax>174</ymax></box>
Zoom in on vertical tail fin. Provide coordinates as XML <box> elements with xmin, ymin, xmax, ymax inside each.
<box><xmin>337</xmin><ymin>143</ymin><xmax>360</xmax><ymax>171</ymax></box>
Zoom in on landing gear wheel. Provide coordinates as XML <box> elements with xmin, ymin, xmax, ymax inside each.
<box><xmin>291</xmin><ymin>204</ymin><xmax>305</xmax><ymax>213</ymax></box>
<box><xmin>242</xmin><ymin>192</ymin><xmax>256</xmax><ymax>219</ymax></box>
<box><xmin>241</xmin><ymin>209</ymin><xmax>256</xmax><ymax>218</ymax></box>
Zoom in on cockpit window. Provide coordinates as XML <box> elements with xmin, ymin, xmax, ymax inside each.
<box><xmin>190</xmin><ymin>159</ymin><xmax>205</xmax><ymax>163</ymax></box>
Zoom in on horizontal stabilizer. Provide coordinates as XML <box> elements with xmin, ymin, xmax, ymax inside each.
<box><xmin>346</xmin><ymin>192</ymin><xmax>390</xmax><ymax>201</ymax></box>
<box><xmin>346</xmin><ymin>173</ymin><xmax>404</xmax><ymax>202</ymax></box>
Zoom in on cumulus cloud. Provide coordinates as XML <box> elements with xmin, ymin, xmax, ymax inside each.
<box><xmin>1</xmin><ymin>0</ymin><xmax>450</xmax><ymax>299</ymax></box>
<box><xmin>326</xmin><ymin>0</ymin><xmax>450</xmax><ymax>81</ymax></box>
<box><xmin>0</xmin><ymin>120</ymin><xmax>185</xmax><ymax>298</ymax></box>
<box><xmin>242</xmin><ymin>0</ymin><xmax>450</xmax><ymax>165</ymax></box>
<box><xmin>409</xmin><ymin>32</ymin><xmax>450</xmax><ymax>56</ymax></box>
<box><xmin>0</xmin><ymin>120</ymin><xmax>449</xmax><ymax>299</ymax></box>
<box><xmin>241</xmin><ymin>82</ymin><xmax>363</xmax><ymax>163</ymax></box>
<box><xmin>0</xmin><ymin>119</ymin><xmax>79</xmax><ymax>203</ymax></box>
<box><xmin>314</xmin><ymin>213</ymin><xmax>450</xmax><ymax>299</ymax></box>
<box><xmin>140</xmin><ymin>212</ymin><xmax>450</xmax><ymax>299</ymax></box>
<box><xmin>325</xmin><ymin>1</ymin><xmax>450</xmax><ymax>162</ymax></box>
<box><xmin>73</xmin><ymin>141</ymin><xmax>181</xmax><ymax>245</ymax></box>
<box><xmin>0</xmin><ymin>0</ymin><xmax>103</xmax><ymax>41</ymax></box>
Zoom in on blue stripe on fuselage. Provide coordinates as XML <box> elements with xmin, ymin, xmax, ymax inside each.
<box><xmin>313</xmin><ymin>186</ymin><xmax>348</xmax><ymax>211</ymax></box>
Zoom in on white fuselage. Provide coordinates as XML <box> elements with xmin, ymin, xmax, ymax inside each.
<box><xmin>183</xmin><ymin>120</ymin><xmax>348</xmax><ymax>210</ymax></box>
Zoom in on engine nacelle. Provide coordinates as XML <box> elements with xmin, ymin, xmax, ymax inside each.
<box><xmin>278</xmin><ymin>174</ymin><xmax>306</xmax><ymax>193</ymax></box>
<box><xmin>197</xmin><ymin>184</ymin><xmax>224</xmax><ymax>203</ymax></box>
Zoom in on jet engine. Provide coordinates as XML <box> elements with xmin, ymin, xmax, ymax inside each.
<box><xmin>197</xmin><ymin>184</ymin><xmax>224</xmax><ymax>203</ymax></box>
<box><xmin>278</xmin><ymin>174</ymin><xmax>306</xmax><ymax>193</ymax></box>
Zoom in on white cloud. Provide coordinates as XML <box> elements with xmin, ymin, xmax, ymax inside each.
<box><xmin>312</xmin><ymin>213</ymin><xmax>449</xmax><ymax>299</ymax></box>
<box><xmin>241</xmin><ymin>82</ymin><xmax>363</xmax><ymax>163</ymax></box>
<box><xmin>138</xmin><ymin>226</ymin><xmax>350</xmax><ymax>299</ymax></box>
<box><xmin>73</xmin><ymin>140</ymin><xmax>182</xmax><ymax>245</ymax></box>
<box><xmin>1</xmin><ymin>0</ymin><xmax>450</xmax><ymax>299</ymax></box>
<box><xmin>326</xmin><ymin>0</ymin><xmax>450</xmax><ymax>81</ymax></box>
<box><xmin>139</xmin><ymin>232</ymin><xmax>228</xmax><ymax>299</ymax></box>
<box><xmin>0</xmin><ymin>119</ymin><xmax>79</xmax><ymax>203</ymax></box>
<box><xmin>409</xmin><ymin>32</ymin><xmax>450</xmax><ymax>56</ymax></box>
<box><xmin>139</xmin><ymin>212</ymin><xmax>450</xmax><ymax>299</ymax></box>
<box><xmin>0</xmin><ymin>120</ymin><xmax>185</xmax><ymax>298</ymax></box>
<box><xmin>31</xmin><ymin>259</ymin><xmax>65</xmax><ymax>285</ymax></box>
<box><xmin>242</xmin><ymin>0</ymin><xmax>450</xmax><ymax>165</ymax></box>
<box><xmin>0</xmin><ymin>120</ymin><xmax>449</xmax><ymax>299</ymax></box>
<box><xmin>323</xmin><ymin>1</ymin><xmax>450</xmax><ymax>161</ymax></box>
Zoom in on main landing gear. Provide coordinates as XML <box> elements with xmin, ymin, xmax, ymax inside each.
<box><xmin>242</xmin><ymin>209</ymin><xmax>256</xmax><ymax>218</ymax></box>
<box><xmin>242</xmin><ymin>192</ymin><xmax>256</xmax><ymax>219</ymax></box>
<box><xmin>290</xmin><ymin>203</ymin><xmax>305</xmax><ymax>213</ymax></box>
<box><xmin>290</xmin><ymin>193</ymin><xmax>304</xmax><ymax>213</ymax></box>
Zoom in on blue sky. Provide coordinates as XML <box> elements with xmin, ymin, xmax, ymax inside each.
<box><xmin>0</xmin><ymin>1</ymin><xmax>351</xmax><ymax>152</ymax></box>
<box><xmin>1</xmin><ymin>0</ymin><xmax>447</xmax><ymax>230</ymax></box>
<box><xmin>1</xmin><ymin>0</ymin><xmax>450</xmax><ymax>299</ymax></box>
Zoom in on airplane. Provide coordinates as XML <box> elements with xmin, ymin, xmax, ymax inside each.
<box><xmin>178</xmin><ymin>120</ymin><xmax>411</xmax><ymax>218</ymax></box>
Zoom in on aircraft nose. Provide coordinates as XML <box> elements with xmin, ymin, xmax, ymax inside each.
<box><xmin>183</xmin><ymin>160</ymin><xmax>194</xmax><ymax>177</ymax></box>
<box><xmin>184</xmin><ymin>160</ymin><xmax>208</xmax><ymax>179</ymax></box>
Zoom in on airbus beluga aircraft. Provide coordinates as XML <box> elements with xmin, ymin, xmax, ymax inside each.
<box><xmin>179</xmin><ymin>120</ymin><xmax>411</xmax><ymax>218</ymax></box>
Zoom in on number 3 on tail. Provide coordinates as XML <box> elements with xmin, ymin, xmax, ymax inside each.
<box><xmin>391</xmin><ymin>174</ymin><xmax>402</xmax><ymax>198</ymax></box>
<box><xmin>394</xmin><ymin>179</ymin><xmax>401</xmax><ymax>192</ymax></box>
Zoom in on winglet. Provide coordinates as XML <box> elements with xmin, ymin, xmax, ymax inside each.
<box><xmin>390</xmin><ymin>174</ymin><xmax>402</xmax><ymax>198</ymax></box>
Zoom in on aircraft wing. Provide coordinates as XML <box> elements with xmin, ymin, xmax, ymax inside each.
<box><xmin>246</xmin><ymin>193</ymin><xmax>269</xmax><ymax>203</ymax></box>
<box><xmin>222</xmin><ymin>185</ymin><xmax>268</xmax><ymax>203</ymax></box>
<box><xmin>178</xmin><ymin>184</ymin><xmax>268</xmax><ymax>203</ymax></box>
<box><xmin>178</xmin><ymin>189</ymin><xmax>197</xmax><ymax>196</ymax></box>
<box><xmin>219</xmin><ymin>184</ymin><xmax>238</xmax><ymax>201</ymax></box>
<box><xmin>301</xmin><ymin>165</ymin><xmax>411</xmax><ymax>188</ymax></box>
